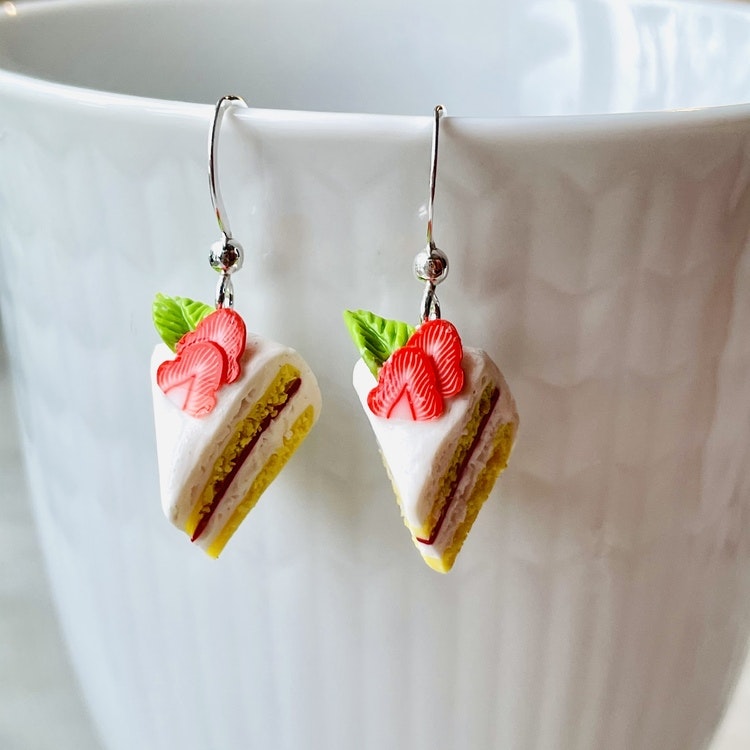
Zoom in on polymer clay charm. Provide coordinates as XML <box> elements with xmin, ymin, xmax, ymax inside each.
<box><xmin>150</xmin><ymin>96</ymin><xmax>321</xmax><ymax>557</ymax></box>
<box><xmin>345</xmin><ymin>311</ymin><xmax>517</xmax><ymax>573</ymax></box>
<box><xmin>343</xmin><ymin>107</ymin><xmax>518</xmax><ymax>572</ymax></box>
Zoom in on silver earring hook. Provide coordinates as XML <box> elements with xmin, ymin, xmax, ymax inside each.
<box><xmin>207</xmin><ymin>95</ymin><xmax>248</xmax><ymax>309</ymax></box>
<box><xmin>426</xmin><ymin>103</ymin><xmax>443</xmax><ymax>250</ymax></box>
<box><xmin>208</xmin><ymin>94</ymin><xmax>247</xmax><ymax>241</ymax></box>
<box><xmin>414</xmin><ymin>104</ymin><xmax>449</xmax><ymax>324</ymax></box>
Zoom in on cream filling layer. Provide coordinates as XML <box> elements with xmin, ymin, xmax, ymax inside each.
<box><xmin>191</xmin><ymin>378</ymin><xmax>319</xmax><ymax>552</ymax></box>
<box><xmin>415</xmin><ymin>400</ymin><xmax>508</xmax><ymax>559</ymax></box>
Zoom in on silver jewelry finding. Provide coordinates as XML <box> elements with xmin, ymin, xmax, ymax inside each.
<box><xmin>414</xmin><ymin>104</ymin><xmax>449</xmax><ymax>324</ymax></box>
<box><xmin>208</xmin><ymin>94</ymin><xmax>248</xmax><ymax>308</ymax></box>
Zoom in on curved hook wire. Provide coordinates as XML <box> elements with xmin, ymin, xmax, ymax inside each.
<box><xmin>208</xmin><ymin>95</ymin><xmax>248</xmax><ymax>242</ymax></box>
<box><xmin>417</xmin><ymin>104</ymin><xmax>447</xmax><ymax>323</ymax></box>
<box><xmin>426</xmin><ymin>104</ymin><xmax>444</xmax><ymax>249</ymax></box>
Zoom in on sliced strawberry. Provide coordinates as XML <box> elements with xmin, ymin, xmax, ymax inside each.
<box><xmin>407</xmin><ymin>319</ymin><xmax>464</xmax><ymax>398</ymax></box>
<box><xmin>177</xmin><ymin>308</ymin><xmax>246</xmax><ymax>384</ymax></box>
<box><xmin>157</xmin><ymin>340</ymin><xmax>227</xmax><ymax>417</ymax></box>
<box><xmin>368</xmin><ymin>346</ymin><xmax>443</xmax><ymax>420</ymax></box>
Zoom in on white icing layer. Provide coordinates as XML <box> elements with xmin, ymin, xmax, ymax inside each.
<box><xmin>353</xmin><ymin>347</ymin><xmax>518</xmax><ymax>545</ymax></box>
<box><xmin>151</xmin><ymin>334</ymin><xmax>322</xmax><ymax>549</ymax></box>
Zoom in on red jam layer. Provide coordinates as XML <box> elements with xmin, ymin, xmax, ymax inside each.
<box><xmin>191</xmin><ymin>377</ymin><xmax>302</xmax><ymax>542</ymax></box>
<box><xmin>416</xmin><ymin>386</ymin><xmax>500</xmax><ymax>546</ymax></box>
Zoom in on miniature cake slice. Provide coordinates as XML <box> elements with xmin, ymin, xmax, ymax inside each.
<box><xmin>345</xmin><ymin>310</ymin><xmax>518</xmax><ymax>573</ymax></box>
<box><xmin>151</xmin><ymin>296</ymin><xmax>321</xmax><ymax>557</ymax></box>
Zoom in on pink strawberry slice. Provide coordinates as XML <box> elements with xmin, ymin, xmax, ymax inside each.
<box><xmin>368</xmin><ymin>345</ymin><xmax>443</xmax><ymax>420</ymax></box>
<box><xmin>407</xmin><ymin>318</ymin><xmax>464</xmax><ymax>398</ymax></box>
<box><xmin>157</xmin><ymin>340</ymin><xmax>227</xmax><ymax>417</ymax></box>
<box><xmin>177</xmin><ymin>308</ymin><xmax>247</xmax><ymax>384</ymax></box>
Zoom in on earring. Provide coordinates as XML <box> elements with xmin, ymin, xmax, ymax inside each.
<box><xmin>150</xmin><ymin>95</ymin><xmax>322</xmax><ymax>558</ymax></box>
<box><xmin>343</xmin><ymin>106</ymin><xmax>519</xmax><ymax>573</ymax></box>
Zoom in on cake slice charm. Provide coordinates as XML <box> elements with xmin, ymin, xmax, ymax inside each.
<box><xmin>343</xmin><ymin>105</ymin><xmax>518</xmax><ymax>572</ymax></box>
<box><xmin>150</xmin><ymin>96</ymin><xmax>321</xmax><ymax>556</ymax></box>
<box><xmin>345</xmin><ymin>311</ymin><xmax>518</xmax><ymax>572</ymax></box>
<box><xmin>152</xmin><ymin>296</ymin><xmax>320</xmax><ymax>557</ymax></box>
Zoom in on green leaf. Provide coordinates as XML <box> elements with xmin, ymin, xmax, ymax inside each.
<box><xmin>152</xmin><ymin>293</ymin><xmax>213</xmax><ymax>351</ymax></box>
<box><xmin>343</xmin><ymin>309</ymin><xmax>415</xmax><ymax>378</ymax></box>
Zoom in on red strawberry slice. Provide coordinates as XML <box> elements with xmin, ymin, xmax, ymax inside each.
<box><xmin>157</xmin><ymin>340</ymin><xmax>227</xmax><ymax>417</ymax></box>
<box><xmin>368</xmin><ymin>346</ymin><xmax>443</xmax><ymax>420</ymax></box>
<box><xmin>177</xmin><ymin>308</ymin><xmax>246</xmax><ymax>384</ymax></box>
<box><xmin>407</xmin><ymin>319</ymin><xmax>464</xmax><ymax>398</ymax></box>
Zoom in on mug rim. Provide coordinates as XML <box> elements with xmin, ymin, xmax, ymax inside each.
<box><xmin>2</xmin><ymin>0</ymin><xmax>750</xmax><ymax>137</ymax></box>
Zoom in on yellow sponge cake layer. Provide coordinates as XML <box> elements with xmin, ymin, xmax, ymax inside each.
<box><xmin>422</xmin><ymin>420</ymin><xmax>517</xmax><ymax>573</ymax></box>
<box><xmin>206</xmin><ymin>404</ymin><xmax>316</xmax><ymax>558</ymax></box>
<box><xmin>411</xmin><ymin>383</ymin><xmax>497</xmax><ymax>541</ymax></box>
<box><xmin>185</xmin><ymin>363</ymin><xmax>301</xmax><ymax>540</ymax></box>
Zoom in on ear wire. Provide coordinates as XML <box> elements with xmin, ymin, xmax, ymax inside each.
<box><xmin>207</xmin><ymin>95</ymin><xmax>248</xmax><ymax>309</ymax></box>
<box><xmin>414</xmin><ymin>105</ymin><xmax>449</xmax><ymax>324</ymax></box>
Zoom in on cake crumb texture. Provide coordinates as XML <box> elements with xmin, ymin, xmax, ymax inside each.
<box><xmin>422</xmin><ymin>420</ymin><xmax>517</xmax><ymax>573</ymax></box>
<box><xmin>387</xmin><ymin>384</ymin><xmax>496</xmax><ymax>540</ymax></box>
<box><xmin>206</xmin><ymin>404</ymin><xmax>316</xmax><ymax>558</ymax></box>
<box><xmin>185</xmin><ymin>364</ymin><xmax>301</xmax><ymax>538</ymax></box>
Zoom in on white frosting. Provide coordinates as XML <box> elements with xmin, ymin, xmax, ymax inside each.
<box><xmin>151</xmin><ymin>333</ymin><xmax>322</xmax><ymax>551</ymax></box>
<box><xmin>353</xmin><ymin>347</ymin><xmax>518</xmax><ymax>547</ymax></box>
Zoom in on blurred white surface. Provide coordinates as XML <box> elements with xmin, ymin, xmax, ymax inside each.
<box><xmin>1</xmin><ymin>333</ymin><xmax>101</xmax><ymax>750</ymax></box>
<box><xmin>1</xmin><ymin>330</ymin><xmax>749</xmax><ymax>750</ymax></box>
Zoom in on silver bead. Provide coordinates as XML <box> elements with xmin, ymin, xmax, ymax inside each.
<box><xmin>209</xmin><ymin>237</ymin><xmax>244</xmax><ymax>274</ymax></box>
<box><xmin>414</xmin><ymin>245</ymin><xmax>449</xmax><ymax>285</ymax></box>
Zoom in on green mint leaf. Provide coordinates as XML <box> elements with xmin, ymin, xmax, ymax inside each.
<box><xmin>152</xmin><ymin>293</ymin><xmax>213</xmax><ymax>351</ymax></box>
<box><xmin>343</xmin><ymin>309</ymin><xmax>415</xmax><ymax>378</ymax></box>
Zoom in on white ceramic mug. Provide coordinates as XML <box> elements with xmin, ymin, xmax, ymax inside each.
<box><xmin>2</xmin><ymin>1</ymin><xmax>750</xmax><ymax>748</ymax></box>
